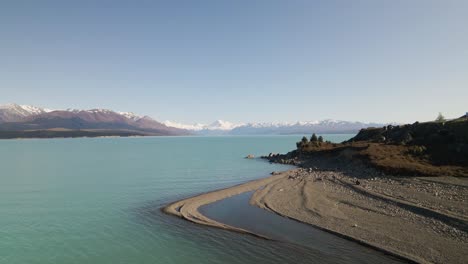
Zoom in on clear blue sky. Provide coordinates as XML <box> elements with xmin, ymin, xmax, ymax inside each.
<box><xmin>1</xmin><ymin>0</ymin><xmax>467</xmax><ymax>124</ymax></box>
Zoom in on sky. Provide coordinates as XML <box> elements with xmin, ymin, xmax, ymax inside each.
<box><xmin>1</xmin><ymin>0</ymin><xmax>467</xmax><ymax>124</ymax></box>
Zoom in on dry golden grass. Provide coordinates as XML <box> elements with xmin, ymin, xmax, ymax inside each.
<box><xmin>301</xmin><ymin>142</ymin><xmax>468</xmax><ymax>177</ymax></box>
<box><xmin>358</xmin><ymin>143</ymin><xmax>468</xmax><ymax>177</ymax></box>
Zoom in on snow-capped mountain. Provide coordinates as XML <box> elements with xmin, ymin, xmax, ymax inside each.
<box><xmin>164</xmin><ymin>120</ymin><xmax>242</xmax><ymax>131</ymax></box>
<box><xmin>164</xmin><ymin>119</ymin><xmax>387</xmax><ymax>135</ymax></box>
<box><xmin>1</xmin><ymin>103</ymin><xmax>387</xmax><ymax>136</ymax></box>
<box><xmin>0</xmin><ymin>103</ymin><xmax>52</xmax><ymax>122</ymax></box>
<box><xmin>0</xmin><ymin>104</ymin><xmax>144</xmax><ymax>123</ymax></box>
<box><xmin>206</xmin><ymin>120</ymin><xmax>241</xmax><ymax>130</ymax></box>
<box><xmin>230</xmin><ymin>119</ymin><xmax>386</xmax><ymax>135</ymax></box>
<box><xmin>0</xmin><ymin>103</ymin><xmax>189</xmax><ymax>136</ymax></box>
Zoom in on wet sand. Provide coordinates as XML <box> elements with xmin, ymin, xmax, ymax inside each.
<box><xmin>162</xmin><ymin>172</ymin><xmax>286</xmax><ymax>239</ymax></box>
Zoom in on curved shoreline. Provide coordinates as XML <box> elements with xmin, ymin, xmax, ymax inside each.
<box><xmin>162</xmin><ymin>170</ymin><xmax>419</xmax><ymax>263</ymax></box>
<box><xmin>162</xmin><ymin>172</ymin><xmax>287</xmax><ymax>239</ymax></box>
<box><xmin>162</xmin><ymin>167</ymin><xmax>467</xmax><ymax>264</ymax></box>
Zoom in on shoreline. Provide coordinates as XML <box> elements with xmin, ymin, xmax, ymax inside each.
<box><xmin>162</xmin><ymin>172</ymin><xmax>287</xmax><ymax>240</ymax></box>
<box><xmin>163</xmin><ymin>164</ymin><xmax>468</xmax><ymax>264</ymax></box>
<box><xmin>161</xmin><ymin>170</ymin><xmax>417</xmax><ymax>263</ymax></box>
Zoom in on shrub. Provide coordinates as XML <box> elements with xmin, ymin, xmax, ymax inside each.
<box><xmin>318</xmin><ymin>136</ymin><xmax>324</xmax><ymax>143</ymax></box>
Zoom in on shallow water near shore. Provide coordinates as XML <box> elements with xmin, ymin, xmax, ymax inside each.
<box><xmin>0</xmin><ymin>134</ymin><xmax>403</xmax><ymax>264</ymax></box>
<box><xmin>200</xmin><ymin>192</ymin><xmax>404</xmax><ymax>263</ymax></box>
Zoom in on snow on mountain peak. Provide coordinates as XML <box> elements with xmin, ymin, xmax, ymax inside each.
<box><xmin>118</xmin><ymin>111</ymin><xmax>143</xmax><ymax>121</ymax></box>
<box><xmin>163</xmin><ymin>121</ymin><xmax>204</xmax><ymax>131</ymax></box>
<box><xmin>163</xmin><ymin>120</ymin><xmax>243</xmax><ymax>131</ymax></box>
<box><xmin>1</xmin><ymin>103</ymin><xmax>388</xmax><ymax>135</ymax></box>
<box><xmin>0</xmin><ymin>103</ymin><xmax>51</xmax><ymax>116</ymax></box>
<box><xmin>20</xmin><ymin>105</ymin><xmax>54</xmax><ymax>114</ymax></box>
<box><xmin>162</xmin><ymin>119</ymin><xmax>387</xmax><ymax>135</ymax></box>
<box><xmin>163</xmin><ymin>119</ymin><xmax>363</xmax><ymax>131</ymax></box>
<box><xmin>207</xmin><ymin>120</ymin><xmax>242</xmax><ymax>130</ymax></box>
<box><xmin>0</xmin><ymin>103</ymin><xmax>148</xmax><ymax>122</ymax></box>
<box><xmin>60</xmin><ymin>108</ymin><xmax>144</xmax><ymax>120</ymax></box>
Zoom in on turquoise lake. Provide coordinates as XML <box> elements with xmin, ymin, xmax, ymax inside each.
<box><xmin>0</xmin><ymin>135</ymin><xmax>403</xmax><ymax>264</ymax></box>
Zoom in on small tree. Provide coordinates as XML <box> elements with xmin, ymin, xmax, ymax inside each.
<box><xmin>435</xmin><ymin>112</ymin><xmax>445</xmax><ymax>122</ymax></box>
<box><xmin>318</xmin><ymin>136</ymin><xmax>324</xmax><ymax>143</ymax></box>
<box><xmin>301</xmin><ymin>136</ymin><xmax>309</xmax><ymax>144</ymax></box>
<box><xmin>310</xmin><ymin>133</ymin><xmax>318</xmax><ymax>142</ymax></box>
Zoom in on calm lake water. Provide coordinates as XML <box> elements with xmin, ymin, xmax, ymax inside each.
<box><xmin>0</xmin><ymin>135</ymin><xmax>402</xmax><ymax>264</ymax></box>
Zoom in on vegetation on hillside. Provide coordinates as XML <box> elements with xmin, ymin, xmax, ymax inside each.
<box><xmin>290</xmin><ymin>116</ymin><xmax>468</xmax><ymax>177</ymax></box>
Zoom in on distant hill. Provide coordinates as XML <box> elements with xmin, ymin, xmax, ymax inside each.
<box><xmin>0</xmin><ymin>104</ymin><xmax>190</xmax><ymax>138</ymax></box>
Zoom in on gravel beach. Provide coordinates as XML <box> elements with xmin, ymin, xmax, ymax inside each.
<box><xmin>163</xmin><ymin>159</ymin><xmax>468</xmax><ymax>264</ymax></box>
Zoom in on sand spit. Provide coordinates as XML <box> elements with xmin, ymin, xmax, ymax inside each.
<box><xmin>162</xmin><ymin>172</ymin><xmax>287</xmax><ymax>239</ymax></box>
<box><xmin>163</xmin><ymin>166</ymin><xmax>467</xmax><ymax>264</ymax></box>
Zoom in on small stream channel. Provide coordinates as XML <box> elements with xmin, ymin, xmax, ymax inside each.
<box><xmin>199</xmin><ymin>191</ymin><xmax>407</xmax><ymax>264</ymax></box>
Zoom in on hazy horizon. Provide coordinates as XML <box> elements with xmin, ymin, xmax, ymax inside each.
<box><xmin>1</xmin><ymin>1</ymin><xmax>467</xmax><ymax>124</ymax></box>
<box><xmin>1</xmin><ymin>101</ymin><xmax>461</xmax><ymax>126</ymax></box>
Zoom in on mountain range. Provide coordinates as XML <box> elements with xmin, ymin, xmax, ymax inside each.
<box><xmin>164</xmin><ymin>119</ymin><xmax>388</xmax><ymax>135</ymax></box>
<box><xmin>0</xmin><ymin>103</ymin><xmax>388</xmax><ymax>138</ymax></box>
<box><xmin>0</xmin><ymin>104</ymin><xmax>188</xmax><ymax>138</ymax></box>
